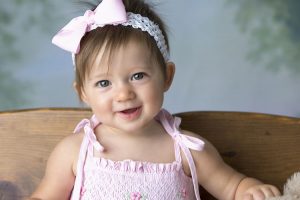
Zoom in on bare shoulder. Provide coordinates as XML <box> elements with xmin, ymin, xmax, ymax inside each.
<box><xmin>30</xmin><ymin>132</ymin><xmax>84</xmax><ymax>199</ymax></box>
<box><xmin>180</xmin><ymin>129</ymin><xmax>215</xmax><ymax>151</ymax></box>
<box><xmin>55</xmin><ymin>131</ymin><xmax>84</xmax><ymax>153</ymax></box>
<box><xmin>51</xmin><ymin>131</ymin><xmax>84</xmax><ymax>172</ymax></box>
<box><xmin>180</xmin><ymin>130</ymin><xmax>246</xmax><ymax>199</ymax></box>
<box><xmin>180</xmin><ymin>128</ymin><xmax>222</xmax><ymax>158</ymax></box>
<box><xmin>47</xmin><ymin>132</ymin><xmax>83</xmax><ymax>161</ymax></box>
<box><xmin>179</xmin><ymin>129</ymin><xmax>224</xmax><ymax>175</ymax></box>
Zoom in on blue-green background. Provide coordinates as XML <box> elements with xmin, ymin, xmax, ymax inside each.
<box><xmin>1</xmin><ymin>0</ymin><xmax>300</xmax><ymax>117</ymax></box>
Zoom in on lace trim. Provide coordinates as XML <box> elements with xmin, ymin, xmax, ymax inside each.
<box><xmin>123</xmin><ymin>12</ymin><xmax>169</xmax><ymax>62</ymax></box>
<box><xmin>89</xmin><ymin>12</ymin><xmax>169</xmax><ymax>62</ymax></box>
<box><xmin>89</xmin><ymin>156</ymin><xmax>182</xmax><ymax>173</ymax></box>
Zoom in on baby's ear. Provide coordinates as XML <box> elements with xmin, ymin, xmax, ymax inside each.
<box><xmin>164</xmin><ymin>62</ymin><xmax>175</xmax><ymax>91</ymax></box>
<box><xmin>73</xmin><ymin>81</ymin><xmax>87</xmax><ymax>104</ymax></box>
<box><xmin>73</xmin><ymin>81</ymin><xmax>80</xmax><ymax>97</ymax></box>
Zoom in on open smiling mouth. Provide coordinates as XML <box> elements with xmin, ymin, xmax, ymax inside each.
<box><xmin>118</xmin><ymin>107</ymin><xmax>142</xmax><ymax>120</ymax></box>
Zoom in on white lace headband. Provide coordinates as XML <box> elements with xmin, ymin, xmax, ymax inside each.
<box><xmin>91</xmin><ymin>13</ymin><xmax>169</xmax><ymax>62</ymax></box>
<box><xmin>52</xmin><ymin>0</ymin><xmax>170</xmax><ymax>64</ymax></box>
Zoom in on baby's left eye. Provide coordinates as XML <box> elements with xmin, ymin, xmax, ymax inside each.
<box><xmin>131</xmin><ymin>72</ymin><xmax>145</xmax><ymax>81</ymax></box>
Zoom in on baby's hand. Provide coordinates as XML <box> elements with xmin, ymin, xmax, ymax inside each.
<box><xmin>242</xmin><ymin>184</ymin><xmax>281</xmax><ymax>200</ymax></box>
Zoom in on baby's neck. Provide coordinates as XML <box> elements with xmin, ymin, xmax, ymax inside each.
<box><xmin>96</xmin><ymin>119</ymin><xmax>163</xmax><ymax>139</ymax></box>
<box><xmin>92</xmin><ymin>120</ymin><xmax>175</xmax><ymax>163</ymax></box>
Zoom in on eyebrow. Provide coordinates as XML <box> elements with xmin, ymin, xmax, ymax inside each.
<box><xmin>88</xmin><ymin>72</ymin><xmax>110</xmax><ymax>81</ymax></box>
<box><xmin>87</xmin><ymin>60</ymin><xmax>153</xmax><ymax>80</ymax></box>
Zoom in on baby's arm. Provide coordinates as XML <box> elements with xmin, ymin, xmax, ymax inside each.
<box><xmin>181</xmin><ymin>130</ymin><xmax>280</xmax><ymax>200</ymax></box>
<box><xmin>29</xmin><ymin>133</ymin><xmax>82</xmax><ymax>200</ymax></box>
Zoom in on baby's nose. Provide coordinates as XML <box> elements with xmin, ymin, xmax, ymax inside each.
<box><xmin>115</xmin><ymin>84</ymin><xmax>136</xmax><ymax>102</ymax></box>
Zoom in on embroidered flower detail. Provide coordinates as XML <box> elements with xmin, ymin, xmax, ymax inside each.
<box><xmin>125</xmin><ymin>192</ymin><xmax>148</xmax><ymax>200</ymax></box>
<box><xmin>177</xmin><ymin>188</ymin><xmax>188</xmax><ymax>199</ymax></box>
<box><xmin>80</xmin><ymin>187</ymin><xmax>86</xmax><ymax>196</ymax></box>
<box><xmin>130</xmin><ymin>192</ymin><xmax>142</xmax><ymax>200</ymax></box>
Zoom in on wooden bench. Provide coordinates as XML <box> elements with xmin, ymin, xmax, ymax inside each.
<box><xmin>0</xmin><ymin>108</ymin><xmax>299</xmax><ymax>199</ymax></box>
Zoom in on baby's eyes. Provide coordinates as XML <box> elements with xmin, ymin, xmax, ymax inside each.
<box><xmin>131</xmin><ymin>72</ymin><xmax>145</xmax><ymax>81</ymax></box>
<box><xmin>95</xmin><ymin>73</ymin><xmax>146</xmax><ymax>87</ymax></box>
<box><xmin>96</xmin><ymin>80</ymin><xmax>111</xmax><ymax>88</ymax></box>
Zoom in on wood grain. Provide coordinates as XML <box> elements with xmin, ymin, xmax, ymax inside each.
<box><xmin>177</xmin><ymin>111</ymin><xmax>300</xmax><ymax>199</ymax></box>
<box><xmin>0</xmin><ymin>108</ymin><xmax>92</xmax><ymax>199</ymax></box>
<box><xmin>0</xmin><ymin>108</ymin><xmax>299</xmax><ymax>199</ymax></box>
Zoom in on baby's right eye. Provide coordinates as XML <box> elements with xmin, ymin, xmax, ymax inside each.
<box><xmin>96</xmin><ymin>80</ymin><xmax>111</xmax><ymax>88</ymax></box>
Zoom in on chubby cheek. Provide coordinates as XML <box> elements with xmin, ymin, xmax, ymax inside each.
<box><xmin>89</xmin><ymin>94</ymin><xmax>112</xmax><ymax>116</ymax></box>
<box><xmin>142</xmin><ymin>83</ymin><xmax>165</xmax><ymax>110</ymax></box>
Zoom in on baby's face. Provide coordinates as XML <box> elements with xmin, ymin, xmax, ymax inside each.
<box><xmin>81</xmin><ymin>39</ymin><xmax>168</xmax><ymax>133</ymax></box>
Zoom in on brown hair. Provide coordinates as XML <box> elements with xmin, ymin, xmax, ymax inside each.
<box><xmin>74</xmin><ymin>0</ymin><xmax>170</xmax><ymax>100</ymax></box>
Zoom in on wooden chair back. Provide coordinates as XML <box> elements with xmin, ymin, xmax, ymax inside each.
<box><xmin>0</xmin><ymin>108</ymin><xmax>299</xmax><ymax>199</ymax></box>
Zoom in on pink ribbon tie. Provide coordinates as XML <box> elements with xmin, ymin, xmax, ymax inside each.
<box><xmin>52</xmin><ymin>0</ymin><xmax>127</xmax><ymax>53</ymax></box>
<box><xmin>174</xmin><ymin>132</ymin><xmax>205</xmax><ymax>151</ymax></box>
<box><xmin>74</xmin><ymin>116</ymin><xmax>105</xmax><ymax>152</ymax></box>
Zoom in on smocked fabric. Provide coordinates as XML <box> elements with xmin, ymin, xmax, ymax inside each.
<box><xmin>71</xmin><ymin>109</ymin><xmax>205</xmax><ymax>200</ymax></box>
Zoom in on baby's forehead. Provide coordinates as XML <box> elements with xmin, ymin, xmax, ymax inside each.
<box><xmin>87</xmin><ymin>41</ymin><xmax>153</xmax><ymax>73</ymax></box>
<box><xmin>94</xmin><ymin>39</ymin><xmax>152</xmax><ymax>64</ymax></box>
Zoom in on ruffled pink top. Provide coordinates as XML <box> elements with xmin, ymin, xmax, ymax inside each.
<box><xmin>71</xmin><ymin>109</ymin><xmax>205</xmax><ymax>200</ymax></box>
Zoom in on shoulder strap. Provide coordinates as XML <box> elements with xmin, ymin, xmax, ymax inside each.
<box><xmin>71</xmin><ymin>115</ymin><xmax>104</xmax><ymax>199</ymax></box>
<box><xmin>157</xmin><ymin>109</ymin><xmax>205</xmax><ymax>200</ymax></box>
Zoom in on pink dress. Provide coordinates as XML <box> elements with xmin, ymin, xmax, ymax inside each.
<box><xmin>71</xmin><ymin>109</ymin><xmax>205</xmax><ymax>200</ymax></box>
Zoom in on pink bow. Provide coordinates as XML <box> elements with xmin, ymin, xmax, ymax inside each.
<box><xmin>157</xmin><ymin>109</ymin><xmax>205</xmax><ymax>151</ymax></box>
<box><xmin>52</xmin><ymin>0</ymin><xmax>127</xmax><ymax>53</ymax></box>
<box><xmin>74</xmin><ymin>115</ymin><xmax>105</xmax><ymax>152</ymax></box>
<box><xmin>173</xmin><ymin>132</ymin><xmax>205</xmax><ymax>151</ymax></box>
